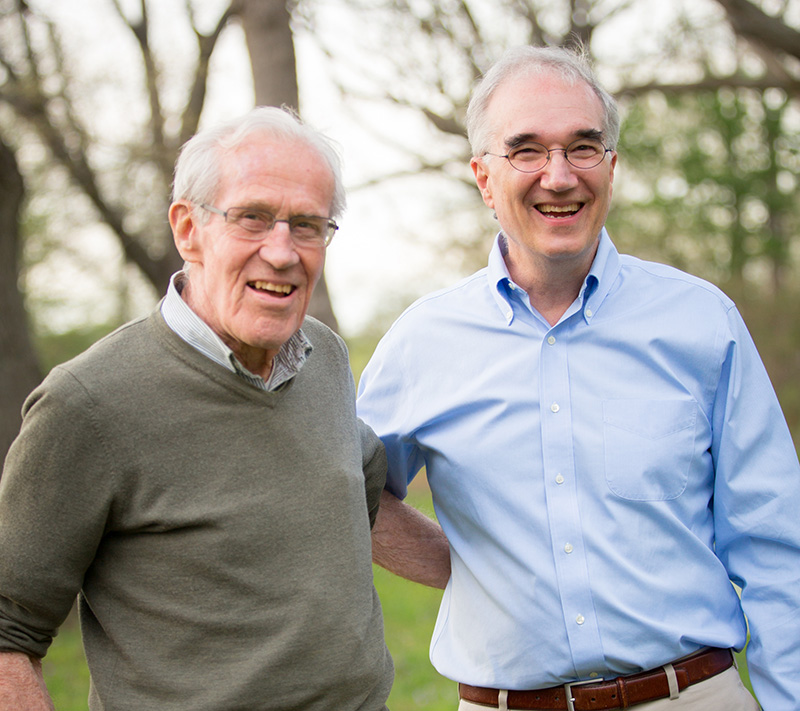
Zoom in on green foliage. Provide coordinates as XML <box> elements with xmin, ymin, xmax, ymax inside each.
<box><xmin>732</xmin><ymin>285</ymin><xmax>800</xmax><ymax>442</ymax></box>
<box><xmin>34</xmin><ymin>321</ymin><xmax>122</xmax><ymax>374</ymax></box>
<box><xmin>610</xmin><ymin>89</ymin><xmax>799</xmax><ymax>288</ymax></box>
<box><xmin>607</xmin><ymin>88</ymin><xmax>800</xmax><ymax>440</ymax></box>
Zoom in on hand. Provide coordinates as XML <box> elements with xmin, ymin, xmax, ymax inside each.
<box><xmin>0</xmin><ymin>652</ymin><xmax>56</xmax><ymax>711</ymax></box>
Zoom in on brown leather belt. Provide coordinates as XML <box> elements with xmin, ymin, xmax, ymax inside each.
<box><xmin>458</xmin><ymin>647</ymin><xmax>734</xmax><ymax>710</ymax></box>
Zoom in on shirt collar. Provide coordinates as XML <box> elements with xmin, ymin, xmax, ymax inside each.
<box><xmin>582</xmin><ymin>228</ymin><xmax>620</xmax><ymax>322</ymax></box>
<box><xmin>486</xmin><ymin>228</ymin><xmax>620</xmax><ymax>326</ymax></box>
<box><xmin>160</xmin><ymin>271</ymin><xmax>312</xmax><ymax>391</ymax></box>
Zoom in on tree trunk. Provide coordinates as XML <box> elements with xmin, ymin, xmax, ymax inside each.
<box><xmin>237</xmin><ymin>0</ymin><xmax>340</xmax><ymax>332</ymax></box>
<box><xmin>0</xmin><ymin>136</ymin><xmax>42</xmax><ymax>461</ymax></box>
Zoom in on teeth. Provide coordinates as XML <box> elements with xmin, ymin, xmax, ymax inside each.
<box><xmin>252</xmin><ymin>281</ymin><xmax>293</xmax><ymax>294</ymax></box>
<box><xmin>538</xmin><ymin>203</ymin><xmax>580</xmax><ymax>215</ymax></box>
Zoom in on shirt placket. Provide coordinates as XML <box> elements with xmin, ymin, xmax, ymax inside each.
<box><xmin>539</xmin><ymin>319</ymin><xmax>605</xmax><ymax>675</ymax></box>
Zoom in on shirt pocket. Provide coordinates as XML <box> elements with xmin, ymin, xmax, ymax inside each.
<box><xmin>603</xmin><ymin>399</ymin><xmax>698</xmax><ymax>501</ymax></box>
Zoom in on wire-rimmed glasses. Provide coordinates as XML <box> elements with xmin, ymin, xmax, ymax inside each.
<box><xmin>484</xmin><ymin>137</ymin><xmax>613</xmax><ymax>173</ymax></box>
<box><xmin>198</xmin><ymin>203</ymin><xmax>338</xmax><ymax>247</ymax></box>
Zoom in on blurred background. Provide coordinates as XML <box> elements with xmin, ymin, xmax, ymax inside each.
<box><xmin>1</xmin><ymin>0</ymin><xmax>797</xmax><ymax>707</ymax></box>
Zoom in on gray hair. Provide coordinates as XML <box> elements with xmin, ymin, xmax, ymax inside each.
<box><xmin>172</xmin><ymin>106</ymin><xmax>346</xmax><ymax>220</ymax></box>
<box><xmin>466</xmin><ymin>45</ymin><xmax>620</xmax><ymax>157</ymax></box>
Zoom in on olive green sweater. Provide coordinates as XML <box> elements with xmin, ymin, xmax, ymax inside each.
<box><xmin>0</xmin><ymin>309</ymin><xmax>393</xmax><ymax>710</ymax></box>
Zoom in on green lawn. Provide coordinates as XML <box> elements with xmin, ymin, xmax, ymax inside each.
<box><xmin>41</xmin><ymin>488</ymin><xmax>751</xmax><ymax>709</ymax></box>
<box><xmin>41</xmin><ymin>612</ymin><xmax>91</xmax><ymax>711</ymax></box>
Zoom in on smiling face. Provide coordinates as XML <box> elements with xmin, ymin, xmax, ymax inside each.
<box><xmin>169</xmin><ymin>134</ymin><xmax>334</xmax><ymax>377</ymax></box>
<box><xmin>471</xmin><ymin>70</ymin><xmax>616</xmax><ymax>285</ymax></box>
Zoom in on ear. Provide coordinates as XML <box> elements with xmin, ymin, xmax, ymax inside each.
<box><xmin>169</xmin><ymin>201</ymin><xmax>202</xmax><ymax>262</ymax></box>
<box><xmin>608</xmin><ymin>151</ymin><xmax>618</xmax><ymax>197</ymax></box>
<box><xmin>471</xmin><ymin>157</ymin><xmax>495</xmax><ymax>209</ymax></box>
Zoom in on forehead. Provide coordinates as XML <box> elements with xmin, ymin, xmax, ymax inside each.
<box><xmin>217</xmin><ymin>134</ymin><xmax>334</xmax><ymax>209</ymax></box>
<box><xmin>487</xmin><ymin>71</ymin><xmax>605</xmax><ymax>147</ymax></box>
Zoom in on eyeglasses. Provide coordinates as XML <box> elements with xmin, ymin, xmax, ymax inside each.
<box><xmin>198</xmin><ymin>204</ymin><xmax>338</xmax><ymax>247</ymax></box>
<box><xmin>484</xmin><ymin>137</ymin><xmax>613</xmax><ymax>173</ymax></box>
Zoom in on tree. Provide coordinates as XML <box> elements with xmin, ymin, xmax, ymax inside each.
<box><xmin>236</xmin><ymin>0</ymin><xmax>339</xmax><ymax>330</ymax></box>
<box><xmin>0</xmin><ymin>0</ymin><xmax>343</xmax><ymax>458</ymax></box>
<box><xmin>0</xmin><ymin>0</ymin><xmax>235</xmax><ymax>459</ymax></box>
<box><xmin>305</xmin><ymin>0</ymin><xmax>799</xmax><ymax>269</ymax></box>
<box><xmin>0</xmin><ymin>134</ymin><xmax>41</xmax><ymax>457</ymax></box>
<box><xmin>714</xmin><ymin>0</ymin><xmax>800</xmax><ymax>63</ymax></box>
<box><xmin>0</xmin><ymin>0</ymin><xmax>338</xmax><ymax>326</ymax></box>
<box><xmin>301</xmin><ymin>0</ymin><xmax>800</xmax><ymax>434</ymax></box>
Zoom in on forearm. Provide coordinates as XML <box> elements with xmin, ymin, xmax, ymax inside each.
<box><xmin>372</xmin><ymin>489</ymin><xmax>451</xmax><ymax>589</ymax></box>
<box><xmin>0</xmin><ymin>651</ymin><xmax>55</xmax><ymax>711</ymax></box>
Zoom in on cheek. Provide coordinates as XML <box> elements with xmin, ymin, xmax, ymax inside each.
<box><xmin>306</xmin><ymin>254</ymin><xmax>326</xmax><ymax>289</ymax></box>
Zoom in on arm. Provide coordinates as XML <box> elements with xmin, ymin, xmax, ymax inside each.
<box><xmin>0</xmin><ymin>652</ymin><xmax>55</xmax><ymax>711</ymax></box>
<box><xmin>712</xmin><ymin>307</ymin><xmax>800</xmax><ymax>708</ymax></box>
<box><xmin>372</xmin><ymin>489</ymin><xmax>450</xmax><ymax>589</ymax></box>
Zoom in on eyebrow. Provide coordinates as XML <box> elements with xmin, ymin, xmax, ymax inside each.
<box><xmin>504</xmin><ymin>128</ymin><xmax>604</xmax><ymax>150</ymax></box>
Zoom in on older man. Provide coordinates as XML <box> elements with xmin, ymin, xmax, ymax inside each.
<box><xmin>0</xmin><ymin>107</ymin><xmax>393</xmax><ymax>710</ymax></box>
<box><xmin>358</xmin><ymin>46</ymin><xmax>800</xmax><ymax>710</ymax></box>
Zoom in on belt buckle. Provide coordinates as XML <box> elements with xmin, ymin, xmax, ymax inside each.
<box><xmin>564</xmin><ymin>678</ymin><xmax>603</xmax><ymax>711</ymax></box>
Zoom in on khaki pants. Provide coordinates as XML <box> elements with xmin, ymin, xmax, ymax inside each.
<box><xmin>457</xmin><ymin>667</ymin><xmax>760</xmax><ymax>711</ymax></box>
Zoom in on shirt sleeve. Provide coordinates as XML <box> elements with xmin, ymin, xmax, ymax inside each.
<box><xmin>357</xmin><ymin>330</ymin><xmax>425</xmax><ymax>501</ymax></box>
<box><xmin>0</xmin><ymin>368</ymin><xmax>115</xmax><ymax>658</ymax></box>
<box><xmin>711</xmin><ymin>305</ymin><xmax>800</xmax><ymax>709</ymax></box>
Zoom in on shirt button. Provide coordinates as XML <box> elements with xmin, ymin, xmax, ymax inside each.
<box><xmin>550</xmin><ymin>402</ymin><xmax>560</xmax><ymax>413</ymax></box>
<box><xmin>585</xmin><ymin>308</ymin><xmax>593</xmax><ymax>318</ymax></box>
<box><xmin>564</xmin><ymin>543</ymin><xmax>574</xmax><ymax>554</ymax></box>
<box><xmin>576</xmin><ymin>615</ymin><xmax>585</xmax><ymax>625</ymax></box>
<box><xmin>555</xmin><ymin>474</ymin><xmax>565</xmax><ymax>484</ymax></box>
<box><xmin>547</xmin><ymin>335</ymin><xmax>556</xmax><ymax>345</ymax></box>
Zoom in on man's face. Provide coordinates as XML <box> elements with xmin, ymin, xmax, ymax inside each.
<box><xmin>170</xmin><ymin>134</ymin><xmax>333</xmax><ymax>375</ymax></box>
<box><xmin>471</xmin><ymin>71</ymin><xmax>616</xmax><ymax>276</ymax></box>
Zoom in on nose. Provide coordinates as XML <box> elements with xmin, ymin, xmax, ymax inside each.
<box><xmin>538</xmin><ymin>150</ymin><xmax>579</xmax><ymax>192</ymax></box>
<box><xmin>257</xmin><ymin>222</ymin><xmax>300</xmax><ymax>269</ymax></box>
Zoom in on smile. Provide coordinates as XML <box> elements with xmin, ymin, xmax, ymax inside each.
<box><xmin>536</xmin><ymin>203</ymin><xmax>582</xmax><ymax>218</ymax></box>
<box><xmin>248</xmin><ymin>280</ymin><xmax>296</xmax><ymax>297</ymax></box>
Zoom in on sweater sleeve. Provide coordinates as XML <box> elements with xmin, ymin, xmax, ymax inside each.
<box><xmin>358</xmin><ymin>419</ymin><xmax>387</xmax><ymax>529</ymax></box>
<box><xmin>0</xmin><ymin>367</ymin><xmax>116</xmax><ymax>658</ymax></box>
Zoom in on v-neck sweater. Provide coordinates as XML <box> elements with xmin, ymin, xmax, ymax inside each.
<box><xmin>0</xmin><ymin>309</ymin><xmax>392</xmax><ymax>710</ymax></box>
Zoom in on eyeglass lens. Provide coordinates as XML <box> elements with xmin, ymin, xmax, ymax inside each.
<box><xmin>507</xmin><ymin>138</ymin><xmax>607</xmax><ymax>172</ymax></box>
<box><xmin>225</xmin><ymin>207</ymin><xmax>335</xmax><ymax>245</ymax></box>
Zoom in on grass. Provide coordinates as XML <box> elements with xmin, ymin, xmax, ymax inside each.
<box><xmin>41</xmin><ymin>487</ymin><xmax>752</xmax><ymax>709</ymax></box>
<box><xmin>41</xmin><ymin>612</ymin><xmax>91</xmax><ymax>711</ymax></box>
<box><xmin>374</xmin><ymin>490</ymin><xmax>457</xmax><ymax>710</ymax></box>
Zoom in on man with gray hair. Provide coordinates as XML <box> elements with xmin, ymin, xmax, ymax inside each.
<box><xmin>0</xmin><ymin>107</ymin><xmax>393</xmax><ymax>710</ymax></box>
<box><xmin>359</xmin><ymin>46</ymin><xmax>800</xmax><ymax>710</ymax></box>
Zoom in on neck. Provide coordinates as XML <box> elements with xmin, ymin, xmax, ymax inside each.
<box><xmin>233</xmin><ymin>348</ymin><xmax>275</xmax><ymax>381</ymax></box>
<box><xmin>503</xmin><ymin>241</ymin><xmax>595</xmax><ymax>327</ymax></box>
<box><xmin>180</xmin><ymin>278</ymin><xmax>276</xmax><ymax>381</ymax></box>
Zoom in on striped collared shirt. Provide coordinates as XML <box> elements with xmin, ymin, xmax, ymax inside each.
<box><xmin>160</xmin><ymin>271</ymin><xmax>311</xmax><ymax>391</ymax></box>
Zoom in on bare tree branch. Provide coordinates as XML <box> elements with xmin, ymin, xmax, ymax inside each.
<box><xmin>179</xmin><ymin>2</ymin><xmax>237</xmax><ymax>148</ymax></box>
<box><xmin>111</xmin><ymin>0</ymin><xmax>169</xmax><ymax>174</ymax></box>
<box><xmin>620</xmin><ymin>74</ymin><xmax>800</xmax><ymax>98</ymax></box>
<box><xmin>713</xmin><ymin>0</ymin><xmax>800</xmax><ymax>62</ymax></box>
<box><xmin>0</xmin><ymin>132</ymin><xmax>41</xmax><ymax>461</ymax></box>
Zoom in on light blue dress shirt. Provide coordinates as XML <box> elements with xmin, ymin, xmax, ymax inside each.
<box><xmin>357</xmin><ymin>230</ymin><xmax>800</xmax><ymax>710</ymax></box>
